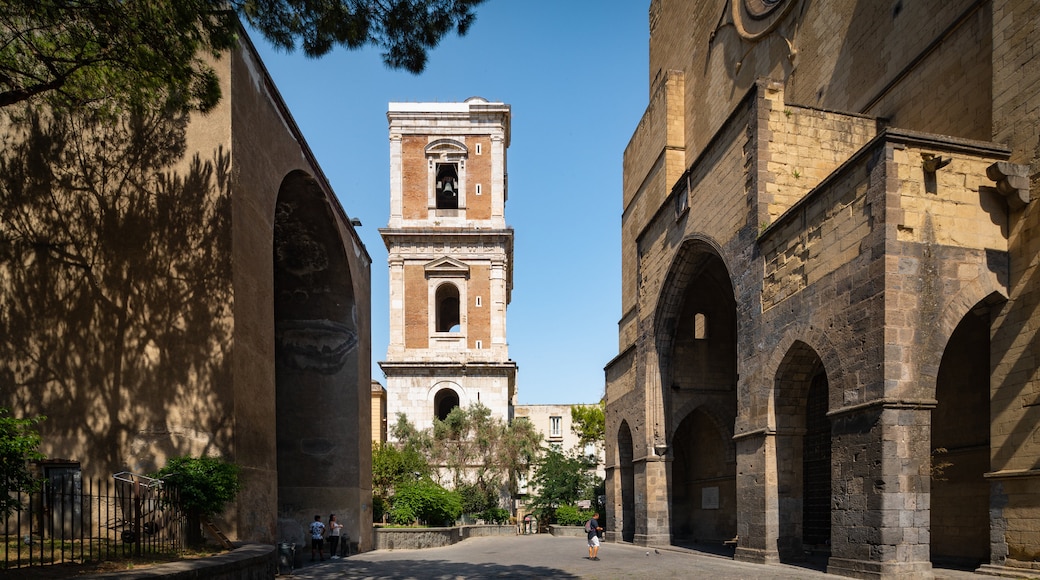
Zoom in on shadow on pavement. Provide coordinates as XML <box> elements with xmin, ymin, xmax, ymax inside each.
<box><xmin>288</xmin><ymin>557</ymin><xmax>580</xmax><ymax>579</ymax></box>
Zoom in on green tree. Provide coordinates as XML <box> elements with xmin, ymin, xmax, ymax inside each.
<box><xmin>0</xmin><ymin>408</ymin><xmax>45</xmax><ymax>517</ymax></box>
<box><xmin>154</xmin><ymin>455</ymin><xmax>240</xmax><ymax>545</ymax></box>
<box><xmin>427</xmin><ymin>404</ymin><xmax>541</xmax><ymax>502</ymax></box>
<box><xmin>387</xmin><ymin>405</ymin><xmax>541</xmax><ymax>519</ymax></box>
<box><xmin>0</xmin><ymin>0</ymin><xmax>487</xmax><ymax>113</ymax></box>
<box><xmin>372</xmin><ymin>439</ymin><xmax>430</xmax><ymax>504</ymax></box>
<box><xmin>570</xmin><ymin>400</ymin><xmax>605</xmax><ymax>451</ymax></box>
<box><xmin>527</xmin><ymin>445</ymin><xmax>600</xmax><ymax>523</ymax></box>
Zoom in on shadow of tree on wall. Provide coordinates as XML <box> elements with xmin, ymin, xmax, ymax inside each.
<box><xmin>0</xmin><ymin>104</ymin><xmax>233</xmax><ymax>476</ymax></box>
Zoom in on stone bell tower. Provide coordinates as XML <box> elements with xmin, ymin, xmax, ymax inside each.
<box><xmin>379</xmin><ymin>97</ymin><xmax>516</xmax><ymax>435</ymax></box>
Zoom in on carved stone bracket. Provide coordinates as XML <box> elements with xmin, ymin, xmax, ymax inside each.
<box><xmin>987</xmin><ymin>161</ymin><xmax>1031</xmax><ymax>210</ymax></box>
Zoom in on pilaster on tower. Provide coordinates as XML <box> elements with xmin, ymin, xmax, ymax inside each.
<box><xmin>379</xmin><ymin>97</ymin><xmax>517</xmax><ymax>435</ymax></box>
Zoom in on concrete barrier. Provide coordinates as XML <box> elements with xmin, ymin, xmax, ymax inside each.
<box><xmin>549</xmin><ymin>525</ymin><xmax>587</xmax><ymax>538</ymax></box>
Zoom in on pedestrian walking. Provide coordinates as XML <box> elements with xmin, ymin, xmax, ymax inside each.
<box><xmin>585</xmin><ymin>512</ymin><xmax>603</xmax><ymax>561</ymax></box>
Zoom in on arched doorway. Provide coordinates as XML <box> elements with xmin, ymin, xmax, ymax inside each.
<box><xmin>773</xmin><ymin>341</ymin><xmax>831</xmax><ymax>562</ymax></box>
<box><xmin>618</xmin><ymin>420</ymin><xmax>635</xmax><ymax>542</ymax></box>
<box><xmin>654</xmin><ymin>239</ymin><xmax>738</xmax><ymax>549</ymax></box>
<box><xmin>273</xmin><ymin>171</ymin><xmax>360</xmax><ymax>539</ymax></box>
<box><xmin>671</xmin><ymin>407</ymin><xmax>736</xmax><ymax>545</ymax></box>
<box><xmin>434</xmin><ymin>387</ymin><xmax>460</xmax><ymax>420</ymax></box>
<box><xmin>930</xmin><ymin>299</ymin><xmax>995</xmax><ymax>568</ymax></box>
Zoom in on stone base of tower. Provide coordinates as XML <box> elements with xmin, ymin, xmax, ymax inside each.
<box><xmin>734</xmin><ymin>546</ymin><xmax>781</xmax><ymax>566</ymax></box>
<box><xmin>826</xmin><ymin>557</ymin><xmax>934</xmax><ymax>579</ymax></box>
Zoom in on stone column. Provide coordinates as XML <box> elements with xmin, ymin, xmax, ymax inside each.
<box><xmin>827</xmin><ymin>402</ymin><xmax>934</xmax><ymax>579</ymax></box>
<box><xmin>734</xmin><ymin>429</ymin><xmax>781</xmax><ymax>565</ymax></box>
<box><xmin>634</xmin><ymin>451</ymin><xmax>671</xmax><ymax>546</ymax></box>
<box><xmin>604</xmin><ymin>465</ymin><xmax>621</xmax><ymax>543</ymax></box>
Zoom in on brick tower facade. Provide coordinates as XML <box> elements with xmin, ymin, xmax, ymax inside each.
<box><xmin>379</xmin><ymin>98</ymin><xmax>516</xmax><ymax>434</ymax></box>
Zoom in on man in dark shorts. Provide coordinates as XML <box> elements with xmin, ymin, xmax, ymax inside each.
<box><xmin>309</xmin><ymin>514</ymin><xmax>326</xmax><ymax>561</ymax></box>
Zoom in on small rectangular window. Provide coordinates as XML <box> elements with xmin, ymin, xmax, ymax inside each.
<box><xmin>550</xmin><ymin>416</ymin><xmax>562</xmax><ymax>438</ymax></box>
<box><xmin>475</xmin><ymin>296</ymin><xmax>483</xmax><ymax>307</ymax></box>
<box><xmin>475</xmin><ymin>183</ymin><xmax>482</xmax><ymax>195</ymax></box>
<box><xmin>476</xmin><ymin>143</ymin><xmax>483</xmax><ymax>155</ymax></box>
<box><xmin>694</xmin><ymin>313</ymin><xmax>708</xmax><ymax>339</ymax></box>
<box><xmin>475</xmin><ymin>340</ymin><xmax>483</xmax><ymax>349</ymax></box>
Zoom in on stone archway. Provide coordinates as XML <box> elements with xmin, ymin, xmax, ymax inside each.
<box><xmin>273</xmin><ymin>170</ymin><xmax>360</xmax><ymax>541</ymax></box>
<box><xmin>652</xmin><ymin>237</ymin><xmax>738</xmax><ymax>549</ymax></box>
<box><xmin>773</xmin><ymin>341</ymin><xmax>831</xmax><ymax>562</ymax></box>
<box><xmin>930</xmin><ymin>298</ymin><xmax>996</xmax><ymax>568</ymax></box>
<box><xmin>434</xmin><ymin>387</ymin><xmax>460</xmax><ymax>420</ymax></box>
<box><xmin>670</xmin><ymin>407</ymin><xmax>737</xmax><ymax>545</ymax></box>
<box><xmin>617</xmin><ymin>420</ymin><xmax>636</xmax><ymax>543</ymax></box>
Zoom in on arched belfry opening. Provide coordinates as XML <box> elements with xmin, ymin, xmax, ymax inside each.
<box><xmin>435</xmin><ymin>163</ymin><xmax>459</xmax><ymax>209</ymax></box>
<box><xmin>273</xmin><ymin>170</ymin><xmax>360</xmax><ymax>539</ymax></box>
<box><xmin>930</xmin><ymin>296</ymin><xmax>1000</xmax><ymax>569</ymax></box>
<box><xmin>773</xmin><ymin>341</ymin><xmax>832</xmax><ymax>562</ymax></box>
<box><xmin>655</xmin><ymin>239</ymin><xmax>738</xmax><ymax>549</ymax></box>
<box><xmin>617</xmin><ymin>420</ymin><xmax>636</xmax><ymax>542</ymax></box>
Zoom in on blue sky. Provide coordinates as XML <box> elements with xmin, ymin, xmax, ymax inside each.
<box><xmin>248</xmin><ymin>2</ymin><xmax>648</xmax><ymax>405</ymax></box>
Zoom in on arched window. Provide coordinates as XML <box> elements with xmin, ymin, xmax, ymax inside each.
<box><xmin>436</xmin><ymin>283</ymin><xmax>461</xmax><ymax>332</ymax></box>
<box><xmin>434</xmin><ymin>388</ymin><xmax>460</xmax><ymax>421</ymax></box>
<box><xmin>435</xmin><ymin>163</ymin><xmax>459</xmax><ymax>209</ymax></box>
<box><xmin>694</xmin><ymin>312</ymin><xmax>708</xmax><ymax>339</ymax></box>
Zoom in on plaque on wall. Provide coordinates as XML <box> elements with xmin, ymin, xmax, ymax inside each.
<box><xmin>702</xmin><ymin>486</ymin><xmax>720</xmax><ymax>509</ymax></box>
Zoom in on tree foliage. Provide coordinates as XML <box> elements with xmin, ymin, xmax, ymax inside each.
<box><xmin>154</xmin><ymin>455</ymin><xmax>240</xmax><ymax>518</ymax></box>
<box><xmin>0</xmin><ymin>408</ymin><xmax>45</xmax><ymax>518</ymax></box>
<box><xmin>527</xmin><ymin>445</ymin><xmax>601</xmax><ymax>521</ymax></box>
<box><xmin>426</xmin><ymin>404</ymin><xmax>541</xmax><ymax>500</ymax></box>
<box><xmin>570</xmin><ymin>401</ymin><xmax>605</xmax><ymax>451</ymax></box>
<box><xmin>372</xmin><ymin>439</ymin><xmax>430</xmax><ymax>500</ymax></box>
<box><xmin>0</xmin><ymin>0</ymin><xmax>487</xmax><ymax>113</ymax></box>
<box><xmin>388</xmin><ymin>477</ymin><xmax>461</xmax><ymax>527</ymax></box>
<box><xmin>384</xmin><ymin>406</ymin><xmax>542</xmax><ymax>520</ymax></box>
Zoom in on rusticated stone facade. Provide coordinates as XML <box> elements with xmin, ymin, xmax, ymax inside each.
<box><xmin>605</xmin><ymin>1</ymin><xmax>1040</xmax><ymax>578</ymax></box>
<box><xmin>0</xmin><ymin>28</ymin><xmax>373</xmax><ymax>550</ymax></box>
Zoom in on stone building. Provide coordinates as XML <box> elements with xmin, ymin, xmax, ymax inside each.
<box><xmin>0</xmin><ymin>29</ymin><xmax>372</xmax><ymax>549</ymax></box>
<box><xmin>513</xmin><ymin>404</ymin><xmax>607</xmax><ymax>512</ymax></box>
<box><xmin>604</xmin><ymin>1</ymin><xmax>1039</xmax><ymax>578</ymax></box>
<box><xmin>379</xmin><ymin>99</ymin><xmax>516</xmax><ymax>433</ymax></box>
<box><xmin>372</xmin><ymin>380</ymin><xmax>388</xmax><ymax>444</ymax></box>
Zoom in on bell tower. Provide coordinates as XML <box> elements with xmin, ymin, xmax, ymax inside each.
<box><xmin>379</xmin><ymin>97</ymin><xmax>516</xmax><ymax>434</ymax></box>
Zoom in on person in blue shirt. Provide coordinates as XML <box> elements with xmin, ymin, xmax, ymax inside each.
<box><xmin>586</xmin><ymin>512</ymin><xmax>603</xmax><ymax>561</ymax></box>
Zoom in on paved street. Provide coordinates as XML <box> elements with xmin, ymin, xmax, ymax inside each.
<box><xmin>282</xmin><ymin>534</ymin><xmax>987</xmax><ymax>579</ymax></box>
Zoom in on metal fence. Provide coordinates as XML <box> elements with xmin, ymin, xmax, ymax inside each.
<box><xmin>2</xmin><ymin>472</ymin><xmax>186</xmax><ymax>570</ymax></box>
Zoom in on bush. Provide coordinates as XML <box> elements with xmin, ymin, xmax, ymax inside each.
<box><xmin>389</xmin><ymin>479</ymin><xmax>461</xmax><ymax>527</ymax></box>
<box><xmin>0</xmin><ymin>409</ymin><xmax>45</xmax><ymax>518</ymax></box>
<box><xmin>553</xmin><ymin>504</ymin><xmax>593</xmax><ymax>526</ymax></box>
<box><xmin>478</xmin><ymin>507</ymin><xmax>510</xmax><ymax>525</ymax></box>
<box><xmin>153</xmin><ymin>455</ymin><xmax>240</xmax><ymax>545</ymax></box>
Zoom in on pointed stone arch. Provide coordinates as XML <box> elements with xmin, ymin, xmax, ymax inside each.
<box><xmin>617</xmin><ymin>420</ymin><xmax>636</xmax><ymax>543</ymax></box>
<box><xmin>772</xmin><ymin>340</ymin><xmax>831</xmax><ymax>562</ymax></box>
<box><xmin>930</xmin><ymin>291</ymin><xmax>1005</xmax><ymax>568</ymax></box>
<box><xmin>273</xmin><ymin>169</ymin><xmax>361</xmax><ymax>541</ymax></box>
